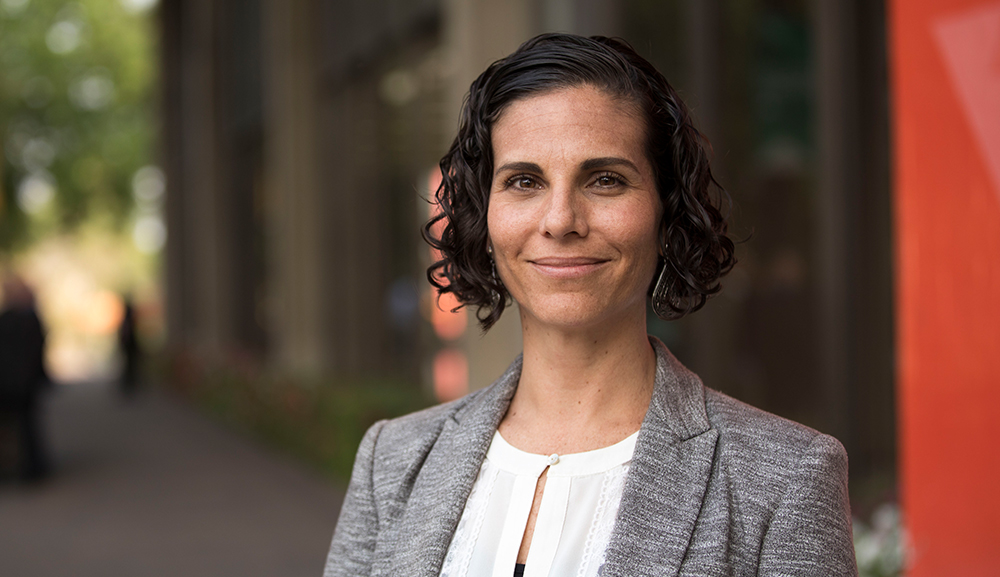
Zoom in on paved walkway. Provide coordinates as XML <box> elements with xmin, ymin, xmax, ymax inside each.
<box><xmin>0</xmin><ymin>381</ymin><xmax>344</xmax><ymax>577</ymax></box>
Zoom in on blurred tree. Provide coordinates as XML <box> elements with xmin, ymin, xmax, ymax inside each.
<box><xmin>0</xmin><ymin>0</ymin><xmax>157</xmax><ymax>251</ymax></box>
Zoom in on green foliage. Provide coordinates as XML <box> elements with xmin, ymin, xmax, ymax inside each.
<box><xmin>854</xmin><ymin>503</ymin><xmax>907</xmax><ymax>577</ymax></box>
<box><xmin>0</xmin><ymin>0</ymin><xmax>156</xmax><ymax>251</ymax></box>
<box><xmin>165</xmin><ymin>354</ymin><xmax>433</xmax><ymax>483</ymax></box>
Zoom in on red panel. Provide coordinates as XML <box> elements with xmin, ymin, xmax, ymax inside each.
<box><xmin>890</xmin><ymin>0</ymin><xmax>1000</xmax><ymax>574</ymax></box>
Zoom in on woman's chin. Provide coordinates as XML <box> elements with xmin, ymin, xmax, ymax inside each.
<box><xmin>517</xmin><ymin>295</ymin><xmax>643</xmax><ymax>333</ymax></box>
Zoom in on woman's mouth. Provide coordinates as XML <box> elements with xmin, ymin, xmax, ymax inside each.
<box><xmin>528</xmin><ymin>257</ymin><xmax>610</xmax><ymax>279</ymax></box>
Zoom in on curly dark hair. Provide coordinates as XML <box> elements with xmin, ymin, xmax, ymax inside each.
<box><xmin>423</xmin><ymin>33</ymin><xmax>736</xmax><ymax>330</ymax></box>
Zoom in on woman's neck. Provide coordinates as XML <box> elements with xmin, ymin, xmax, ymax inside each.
<box><xmin>498</xmin><ymin>310</ymin><xmax>656</xmax><ymax>455</ymax></box>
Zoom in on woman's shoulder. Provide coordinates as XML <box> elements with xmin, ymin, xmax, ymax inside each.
<box><xmin>359</xmin><ymin>357</ymin><xmax>520</xmax><ymax>487</ymax></box>
<box><xmin>364</xmin><ymin>383</ymin><xmax>502</xmax><ymax>462</ymax></box>
<box><xmin>650</xmin><ymin>337</ymin><xmax>846</xmax><ymax>469</ymax></box>
<box><xmin>370</xmin><ymin>390</ymin><xmax>479</xmax><ymax>443</ymax></box>
<box><xmin>702</xmin><ymin>387</ymin><xmax>848</xmax><ymax>481</ymax></box>
<box><xmin>698</xmin><ymin>388</ymin><xmax>855</xmax><ymax>572</ymax></box>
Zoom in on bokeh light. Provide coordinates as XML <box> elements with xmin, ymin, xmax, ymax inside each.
<box><xmin>433</xmin><ymin>348</ymin><xmax>468</xmax><ymax>402</ymax></box>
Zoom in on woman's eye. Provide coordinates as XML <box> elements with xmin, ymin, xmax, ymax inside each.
<box><xmin>594</xmin><ymin>174</ymin><xmax>622</xmax><ymax>187</ymax></box>
<box><xmin>508</xmin><ymin>175</ymin><xmax>538</xmax><ymax>189</ymax></box>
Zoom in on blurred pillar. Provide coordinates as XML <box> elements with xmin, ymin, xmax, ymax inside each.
<box><xmin>445</xmin><ymin>0</ymin><xmax>538</xmax><ymax>117</ymax></box>
<box><xmin>542</xmin><ymin>0</ymin><xmax>621</xmax><ymax>36</ymax></box>
<box><xmin>215</xmin><ymin>0</ymin><xmax>268</xmax><ymax>357</ymax></box>
<box><xmin>814</xmin><ymin>0</ymin><xmax>895</xmax><ymax>476</ymax></box>
<box><xmin>163</xmin><ymin>0</ymin><xmax>437</xmax><ymax>378</ymax></box>
<box><xmin>162</xmin><ymin>0</ymin><xmax>275</xmax><ymax>364</ymax></box>
<box><xmin>682</xmin><ymin>0</ymin><xmax>739</xmax><ymax>397</ymax></box>
<box><xmin>162</xmin><ymin>0</ymin><xmax>227</xmax><ymax>355</ymax></box>
<box><xmin>315</xmin><ymin>0</ymin><xmax>440</xmax><ymax>378</ymax></box>
<box><xmin>891</xmin><ymin>0</ymin><xmax>1000</xmax><ymax>573</ymax></box>
<box><xmin>850</xmin><ymin>0</ymin><xmax>896</xmax><ymax>488</ymax></box>
<box><xmin>443</xmin><ymin>0</ymin><xmax>537</xmax><ymax>390</ymax></box>
<box><xmin>162</xmin><ymin>0</ymin><xmax>185</xmax><ymax>350</ymax></box>
<box><xmin>259</xmin><ymin>0</ymin><xmax>326</xmax><ymax>373</ymax></box>
<box><xmin>813</xmin><ymin>0</ymin><xmax>859</xmax><ymax>454</ymax></box>
<box><xmin>317</xmin><ymin>74</ymin><xmax>391</xmax><ymax>375</ymax></box>
<box><xmin>685</xmin><ymin>0</ymin><xmax>722</xmax><ymax>141</ymax></box>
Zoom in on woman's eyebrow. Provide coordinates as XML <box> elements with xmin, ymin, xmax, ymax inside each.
<box><xmin>495</xmin><ymin>161</ymin><xmax>543</xmax><ymax>175</ymax></box>
<box><xmin>495</xmin><ymin>158</ymin><xmax>640</xmax><ymax>176</ymax></box>
<box><xmin>580</xmin><ymin>157</ymin><xmax>640</xmax><ymax>173</ymax></box>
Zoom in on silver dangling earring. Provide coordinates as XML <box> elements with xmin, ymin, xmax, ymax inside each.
<box><xmin>651</xmin><ymin>242</ymin><xmax>675</xmax><ymax>320</ymax></box>
<box><xmin>487</xmin><ymin>244</ymin><xmax>503</xmax><ymax>307</ymax></box>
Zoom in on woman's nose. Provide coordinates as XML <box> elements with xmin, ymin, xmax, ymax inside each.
<box><xmin>539</xmin><ymin>184</ymin><xmax>588</xmax><ymax>238</ymax></box>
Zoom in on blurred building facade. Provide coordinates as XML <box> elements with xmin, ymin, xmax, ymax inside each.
<box><xmin>160</xmin><ymin>0</ymin><xmax>894</xmax><ymax>495</ymax></box>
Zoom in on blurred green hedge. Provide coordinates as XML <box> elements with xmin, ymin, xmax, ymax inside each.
<box><xmin>162</xmin><ymin>351</ymin><xmax>432</xmax><ymax>484</ymax></box>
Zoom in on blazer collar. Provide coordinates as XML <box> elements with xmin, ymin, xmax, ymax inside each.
<box><xmin>382</xmin><ymin>355</ymin><xmax>522</xmax><ymax>577</ymax></box>
<box><xmin>382</xmin><ymin>337</ymin><xmax>717</xmax><ymax>577</ymax></box>
<box><xmin>645</xmin><ymin>337</ymin><xmax>713</xmax><ymax>440</ymax></box>
<box><xmin>600</xmin><ymin>338</ymin><xmax>719</xmax><ymax>577</ymax></box>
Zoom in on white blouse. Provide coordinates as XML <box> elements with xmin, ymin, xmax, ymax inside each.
<box><xmin>440</xmin><ymin>430</ymin><xmax>639</xmax><ymax>577</ymax></box>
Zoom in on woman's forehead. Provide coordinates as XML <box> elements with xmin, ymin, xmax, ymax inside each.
<box><xmin>490</xmin><ymin>86</ymin><xmax>649</xmax><ymax>167</ymax></box>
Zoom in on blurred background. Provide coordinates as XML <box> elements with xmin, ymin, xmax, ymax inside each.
<box><xmin>1</xmin><ymin>0</ymin><xmax>997</xmax><ymax>575</ymax></box>
<box><xmin>162</xmin><ymin>0</ymin><xmax>894</xmax><ymax>492</ymax></box>
<box><xmin>1</xmin><ymin>0</ymin><xmax>162</xmax><ymax>380</ymax></box>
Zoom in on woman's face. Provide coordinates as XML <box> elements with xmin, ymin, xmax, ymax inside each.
<box><xmin>487</xmin><ymin>84</ymin><xmax>662</xmax><ymax>332</ymax></box>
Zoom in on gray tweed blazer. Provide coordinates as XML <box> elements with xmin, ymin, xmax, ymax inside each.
<box><xmin>324</xmin><ymin>338</ymin><xmax>858</xmax><ymax>576</ymax></box>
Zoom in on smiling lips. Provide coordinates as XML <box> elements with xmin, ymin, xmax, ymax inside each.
<box><xmin>528</xmin><ymin>257</ymin><xmax>610</xmax><ymax>279</ymax></box>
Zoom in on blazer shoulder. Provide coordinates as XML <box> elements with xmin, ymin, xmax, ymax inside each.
<box><xmin>703</xmin><ymin>390</ymin><xmax>857</xmax><ymax>575</ymax></box>
<box><xmin>373</xmin><ymin>391</ymin><xmax>470</xmax><ymax>448</ymax></box>
<box><xmin>367</xmin><ymin>386</ymin><xmax>494</xmax><ymax>473</ymax></box>
<box><xmin>373</xmin><ymin>353</ymin><xmax>520</xmax><ymax>449</ymax></box>
<box><xmin>703</xmin><ymin>387</ymin><xmax>847</xmax><ymax>488</ymax></box>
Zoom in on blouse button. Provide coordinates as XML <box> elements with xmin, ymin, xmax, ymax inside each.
<box><xmin>547</xmin><ymin>454</ymin><xmax>560</xmax><ymax>466</ymax></box>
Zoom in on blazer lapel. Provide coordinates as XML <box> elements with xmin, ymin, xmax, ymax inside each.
<box><xmin>382</xmin><ymin>357</ymin><xmax>521</xmax><ymax>577</ymax></box>
<box><xmin>600</xmin><ymin>339</ymin><xmax>719</xmax><ymax>577</ymax></box>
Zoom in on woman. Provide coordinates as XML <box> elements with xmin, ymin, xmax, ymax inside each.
<box><xmin>325</xmin><ymin>34</ymin><xmax>857</xmax><ymax>577</ymax></box>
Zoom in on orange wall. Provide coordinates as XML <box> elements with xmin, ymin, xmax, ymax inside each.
<box><xmin>890</xmin><ymin>0</ymin><xmax>1000</xmax><ymax>574</ymax></box>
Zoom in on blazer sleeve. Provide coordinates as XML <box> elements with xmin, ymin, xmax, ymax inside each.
<box><xmin>758</xmin><ymin>433</ymin><xmax>858</xmax><ymax>576</ymax></box>
<box><xmin>324</xmin><ymin>420</ymin><xmax>386</xmax><ymax>577</ymax></box>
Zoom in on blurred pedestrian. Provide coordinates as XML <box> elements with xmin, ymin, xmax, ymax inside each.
<box><xmin>117</xmin><ymin>294</ymin><xmax>140</xmax><ymax>397</ymax></box>
<box><xmin>0</xmin><ymin>275</ymin><xmax>51</xmax><ymax>482</ymax></box>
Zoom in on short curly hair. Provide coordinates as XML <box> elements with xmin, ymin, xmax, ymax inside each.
<box><xmin>424</xmin><ymin>33</ymin><xmax>736</xmax><ymax>330</ymax></box>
